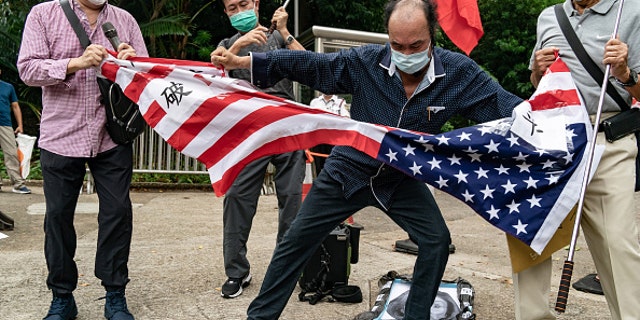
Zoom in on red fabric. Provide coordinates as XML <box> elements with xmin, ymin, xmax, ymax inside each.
<box><xmin>436</xmin><ymin>0</ymin><xmax>483</xmax><ymax>55</ymax></box>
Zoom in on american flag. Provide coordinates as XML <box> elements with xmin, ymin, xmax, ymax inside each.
<box><xmin>100</xmin><ymin>55</ymin><xmax>594</xmax><ymax>254</ymax></box>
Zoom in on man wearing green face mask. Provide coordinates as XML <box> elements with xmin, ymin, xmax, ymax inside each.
<box><xmin>211</xmin><ymin>0</ymin><xmax>307</xmax><ymax>299</ymax></box>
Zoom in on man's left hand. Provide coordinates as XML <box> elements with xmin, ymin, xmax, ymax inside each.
<box><xmin>116</xmin><ymin>43</ymin><xmax>137</xmax><ymax>60</ymax></box>
<box><xmin>272</xmin><ymin>7</ymin><xmax>289</xmax><ymax>33</ymax></box>
<box><xmin>604</xmin><ymin>37</ymin><xmax>630</xmax><ymax>82</ymax></box>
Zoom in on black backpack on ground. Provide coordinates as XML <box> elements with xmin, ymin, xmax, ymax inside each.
<box><xmin>298</xmin><ymin>223</ymin><xmax>362</xmax><ymax>305</ymax></box>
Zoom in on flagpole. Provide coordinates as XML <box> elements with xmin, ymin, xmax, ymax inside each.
<box><xmin>267</xmin><ymin>0</ymin><xmax>292</xmax><ymax>35</ymax></box>
<box><xmin>555</xmin><ymin>0</ymin><xmax>625</xmax><ymax>313</ymax></box>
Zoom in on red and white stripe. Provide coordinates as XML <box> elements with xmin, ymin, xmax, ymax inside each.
<box><xmin>101</xmin><ymin>55</ymin><xmax>388</xmax><ymax>195</ymax></box>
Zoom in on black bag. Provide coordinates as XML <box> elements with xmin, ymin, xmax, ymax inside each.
<box><xmin>298</xmin><ymin>223</ymin><xmax>362</xmax><ymax>305</ymax></box>
<box><xmin>61</xmin><ymin>0</ymin><xmax>145</xmax><ymax>145</ymax></box>
<box><xmin>97</xmin><ymin>77</ymin><xmax>146</xmax><ymax>144</ymax></box>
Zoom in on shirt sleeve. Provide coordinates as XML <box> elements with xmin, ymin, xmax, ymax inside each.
<box><xmin>123</xmin><ymin>15</ymin><xmax>148</xmax><ymax>57</ymax></box>
<box><xmin>250</xmin><ymin>49</ymin><xmax>358</xmax><ymax>94</ymax></box>
<box><xmin>17</xmin><ymin>6</ymin><xmax>72</xmax><ymax>87</ymax></box>
<box><xmin>9</xmin><ymin>85</ymin><xmax>18</xmax><ymax>103</ymax></box>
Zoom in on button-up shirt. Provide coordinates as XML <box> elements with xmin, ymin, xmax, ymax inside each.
<box><xmin>251</xmin><ymin>44</ymin><xmax>522</xmax><ymax>209</ymax></box>
<box><xmin>18</xmin><ymin>0</ymin><xmax>147</xmax><ymax>157</ymax></box>
<box><xmin>309</xmin><ymin>95</ymin><xmax>350</xmax><ymax>117</ymax></box>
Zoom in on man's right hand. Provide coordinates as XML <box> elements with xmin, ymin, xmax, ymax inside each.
<box><xmin>210</xmin><ymin>47</ymin><xmax>251</xmax><ymax>70</ymax></box>
<box><xmin>67</xmin><ymin>44</ymin><xmax>107</xmax><ymax>74</ymax></box>
<box><xmin>530</xmin><ymin>47</ymin><xmax>558</xmax><ymax>88</ymax></box>
<box><xmin>228</xmin><ymin>26</ymin><xmax>269</xmax><ymax>54</ymax></box>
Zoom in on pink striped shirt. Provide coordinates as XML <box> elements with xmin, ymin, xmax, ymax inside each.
<box><xmin>17</xmin><ymin>0</ymin><xmax>147</xmax><ymax>157</ymax></box>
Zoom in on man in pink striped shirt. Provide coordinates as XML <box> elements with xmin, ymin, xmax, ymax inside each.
<box><xmin>17</xmin><ymin>0</ymin><xmax>147</xmax><ymax>319</ymax></box>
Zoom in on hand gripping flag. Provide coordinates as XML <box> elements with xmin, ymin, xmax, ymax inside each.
<box><xmin>100</xmin><ymin>55</ymin><xmax>593</xmax><ymax>254</ymax></box>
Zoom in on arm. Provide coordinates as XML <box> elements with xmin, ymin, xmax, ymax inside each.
<box><xmin>17</xmin><ymin>7</ymin><xmax>74</xmax><ymax>87</ymax></box>
<box><xmin>225</xmin><ymin>26</ymin><xmax>270</xmax><ymax>55</ymax></box>
<box><xmin>447</xmin><ymin>53</ymin><xmax>523</xmax><ymax>123</ymax></box>
<box><xmin>10</xmin><ymin>102</ymin><xmax>23</xmax><ymax>134</ymax></box>
<box><xmin>213</xmin><ymin>42</ymin><xmax>362</xmax><ymax>93</ymax></box>
<box><xmin>271</xmin><ymin>7</ymin><xmax>304</xmax><ymax>51</ymax></box>
<box><xmin>66</xmin><ymin>44</ymin><xmax>108</xmax><ymax>75</ymax></box>
<box><xmin>605</xmin><ymin>38</ymin><xmax>640</xmax><ymax>101</ymax></box>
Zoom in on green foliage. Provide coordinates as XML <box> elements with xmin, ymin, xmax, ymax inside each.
<box><xmin>0</xmin><ymin>0</ymin><xmax>43</xmax><ymax>134</ymax></box>
<box><xmin>307</xmin><ymin>0</ymin><xmax>387</xmax><ymax>33</ymax></box>
<box><xmin>139</xmin><ymin>14</ymin><xmax>192</xmax><ymax>38</ymax></box>
<box><xmin>130</xmin><ymin>172</ymin><xmax>210</xmax><ymax>184</ymax></box>
<box><xmin>469</xmin><ymin>0</ymin><xmax>564</xmax><ymax>98</ymax></box>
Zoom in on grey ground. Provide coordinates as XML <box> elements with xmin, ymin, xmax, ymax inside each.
<box><xmin>1</xmin><ymin>182</ymin><xmax>629</xmax><ymax>320</ymax></box>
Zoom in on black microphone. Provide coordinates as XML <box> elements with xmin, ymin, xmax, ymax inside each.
<box><xmin>101</xmin><ymin>22</ymin><xmax>121</xmax><ymax>51</ymax></box>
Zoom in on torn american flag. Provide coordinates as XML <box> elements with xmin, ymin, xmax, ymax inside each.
<box><xmin>99</xmin><ymin>55</ymin><xmax>594</xmax><ymax>254</ymax></box>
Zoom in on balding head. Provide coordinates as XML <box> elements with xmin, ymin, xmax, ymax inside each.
<box><xmin>384</xmin><ymin>0</ymin><xmax>437</xmax><ymax>42</ymax></box>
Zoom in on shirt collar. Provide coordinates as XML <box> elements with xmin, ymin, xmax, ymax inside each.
<box><xmin>323</xmin><ymin>95</ymin><xmax>337</xmax><ymax>103</ymax></box>
<box><xmin>566</xmin><ymin>0</ymin><xmax>616</xmax><ymax>16</ymax></box>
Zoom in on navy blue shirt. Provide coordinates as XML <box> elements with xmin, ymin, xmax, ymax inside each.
<box><xmin>251</xmin><ymin>44</ymin><xmax>523</xmax><ymax>209</ymax></box>
<box><xmin>0</xmin><ymin>80</ymin><xmax>18</xmax><ymax>127</ymax></box>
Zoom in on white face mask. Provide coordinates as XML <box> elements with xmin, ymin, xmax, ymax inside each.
<box><xmin>87</xmin><ymin>0</ymin><xmax>107</xmax><ymax>6</ymax></box>
<box><xmin>391</xmin><ymin>42</ymin><xmax>432</xmax><ymax>75</ymax></box>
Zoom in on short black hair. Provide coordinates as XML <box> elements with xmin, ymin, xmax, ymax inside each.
<box><xmin>383</xmin><ymin>0</ymin><xmax>438</xmax><ymax>41</ymax></box>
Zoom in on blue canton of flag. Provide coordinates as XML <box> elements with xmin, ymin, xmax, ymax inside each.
<box><xmin>376</xmin><ymin>58</ymin><xmax>594</xmax><ymax>254</ymax></box>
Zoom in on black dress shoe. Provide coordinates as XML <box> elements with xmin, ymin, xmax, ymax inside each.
<box><xmin>0</xmin><ymin>210</ymin><xmax>15</xmax><ymax>231</ymax></box>
<box><xmin>394</xmin><ymin>238</ymin><xmax>456</xmax><ymax>255</ymax></box>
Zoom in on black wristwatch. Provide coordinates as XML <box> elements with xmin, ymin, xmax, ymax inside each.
<box><xmin>285</xmin><ymin>35</ymin><xmax>295</xmax><ymax>45</ymax></box>
<box><xmin>616</xmin><ymin>69</ymin><xmax>638</xmax><ymax>87</ymax></box>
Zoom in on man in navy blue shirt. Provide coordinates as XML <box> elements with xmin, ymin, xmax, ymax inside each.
<box><xmin>0</xmin><ymin>67</ymin><xmax>30</xmax><ymax>195</ymax></box>
<box><xmin>212</xmin><ymin>0</ymin><xmax>523</xmax><ymax>318</ymax></box>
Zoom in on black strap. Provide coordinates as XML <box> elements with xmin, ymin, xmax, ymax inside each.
<box><xmin>60</xmin><ymin>0</ymin><xmax>91</xmax><ymax>49</ymax></box>
<box><xmin>554</xmin><ymin>4</ymin><xmax>629</xmax><ymax>111</ymax></box>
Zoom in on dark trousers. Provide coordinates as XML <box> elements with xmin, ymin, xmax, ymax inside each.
<box><xmin>247</xmin><ymin>171</ymin><xmax>451</xmax><ymax>319</ymax></box>
<box><xmin>41</xmin><ymin>145</ymin><xmax>133</xmax><ymax>294</ymax></box>
<box><xmin>223</xmin><ymin>150</ymin><xmax>305</xmax><ymax>278</ymax></box>
<box><xmin>309</xmin><ymin>144</ymin><xmax>333</xmax><ymax>176</ymax></box>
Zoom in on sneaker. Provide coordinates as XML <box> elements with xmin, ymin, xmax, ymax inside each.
<box><xmin>12</xmin><ymin>185</ymin><xmax>31</xmax><ymax>194</ymax></box>
<box><xmin>102</xmin><ymin>289</ymin><xmax>134</xmax><ymax>320</ymax></box>
<box><xmin>43</xmin><ymin>294</ymin><xmax>78</xmax><ymax>320</ymax></box>
<box><xmin>221</xmin><ymin>273</ymin><xmax>252</xmax><ymax>298</ymax></box>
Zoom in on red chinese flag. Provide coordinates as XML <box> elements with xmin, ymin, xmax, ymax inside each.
<box><xmin>436</xmin><ymin>0</ymin><xmax>483</xmax><ymax>55</ymax></box>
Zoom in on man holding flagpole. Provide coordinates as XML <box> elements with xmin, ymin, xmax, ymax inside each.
<box><xmin>212</xmin><ymin>0</ymin><xmax>523</xmax><ymax>318</ymax></box>
<box><xmin>212</xmin><ymin>0</ymin><xmax>307</xmax><ymax>299</ymax></box>
<box><xmin>513</xmin><ymin>0</ymin><xmax>640</xmax><ymax>319</ymax></box>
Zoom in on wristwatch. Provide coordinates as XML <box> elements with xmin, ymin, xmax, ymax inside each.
<box><xmin>615</xmin><ymin>69</ymin><xmax>638</xmax><ymax>87</ymax></box>
<box><xmin>285</xmin><ymin>34</ymin><xmax>295</xmax><ymax>45</ymax></box>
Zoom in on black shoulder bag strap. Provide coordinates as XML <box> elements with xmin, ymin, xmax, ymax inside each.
<box><xmin>554</xmin><ymin>4</ymin><xmax>630</xmax><ymax>111</ymax></box>
<box><xmin>60</xmin><ymin>0</ymin><xmax>91</xmax><ymax>49</ymax></box>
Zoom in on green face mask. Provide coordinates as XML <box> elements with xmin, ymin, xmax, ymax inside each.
<box><xmin>230</xmin><ymin>9</ymin><xmax>258</xmax><ymax>33</ymax></box>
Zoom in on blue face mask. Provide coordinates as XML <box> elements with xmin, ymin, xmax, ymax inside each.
<box><xmin>230</xmin><ymin>9</ymin><xmax>258</xmax><ymax>33</ymax></box>
<box><xmin>391</xmin><ymin>44</ymin><xmax>432</xmax><ymax>75</ymax></box>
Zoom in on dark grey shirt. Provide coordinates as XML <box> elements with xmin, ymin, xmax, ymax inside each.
<box><xmin>218</xmin><ymin>30</ymin><xmax>295</xmax><ymax>101</ymax></box>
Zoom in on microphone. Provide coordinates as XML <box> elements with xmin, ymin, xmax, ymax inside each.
<box><xmin>101</xmin><ymin>22</ymin><xmax>121</xmax><ymax>51</ymax></box>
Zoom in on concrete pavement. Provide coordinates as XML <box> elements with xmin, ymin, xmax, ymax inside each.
<box><xmin>0</xmin><ymin>183</ymin><xmax>620</xmax><ymax>319</ymax></box>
